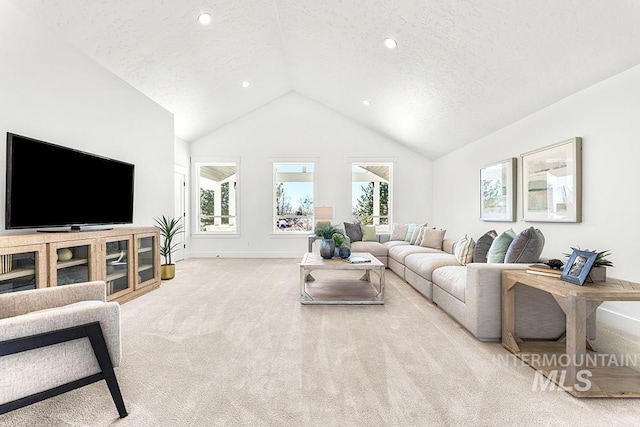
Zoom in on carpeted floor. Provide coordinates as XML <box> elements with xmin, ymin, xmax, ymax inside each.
<box><xmin>3</xmin><ymin>258</ymin><xmax>640</xmax><ymax>426</ymax></box>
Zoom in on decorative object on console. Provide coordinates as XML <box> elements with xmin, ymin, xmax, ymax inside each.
<box><xmin>504</xmin><ymin>226</ymin><xmax>545</xmax><ymax>263</ymax></box>
<box><xmin>527</xmin><ymin>263</ymin><xmax>562</xmax><ymax>277</ymax></box>
<box><xmin>314</xmin><ymin>206</ymin><xmax>334</xmax><ymax>227</ymax></box>
<box><xmin>154</xmin><ymin>215</ymin><xmax>184</xmax><ymax>280</ymax></box>
<box><xmin>561</xmin><ymin>249</ymin><xmax>598</xmax><ymax>285</ymax></box>
<box><xmin>0</xmin><ymin>255</ymin><xmax>12</xmax><ymax>274</ymax></box>
<box><xmin>486</xmin><ymin>228</ymin><xmax>516</xmax><ymax>263</ymax></box>
<box><xmin>454</xmin><ymin>235</ymin><xmax>475</xmax><ymax>265</ymax></box>
<box><xmin>563</xmin><ymin>247</ymin><xmax>613</xmax><ymax>282</ymax></box>
<box><xmin>480</xmin><ymin>158</ymin><xmax>516</xmax><ymax>222</ymax></box>
<box><xmin>521</xmin><ymin>137</ymin><xmax>582</xmax><ymax>223</ymax></box>
<box><xmin>56</xmin><ymin>248</ymin><xmax>73</xmax><ymax>262</ymax></box>
<box><xmin>473</xmin><ymin>229</ymin><xmax>498</xmax><ymax>263</ymax></box>
<box><xmin>546</xmin><ymin>258</ymin><xmax>564</xmax><ymax>269</ymax></box>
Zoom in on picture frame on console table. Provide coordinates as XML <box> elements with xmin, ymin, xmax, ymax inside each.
<box><xmin>480</xmin><ymin>158</ymin><xmax>516</xmax><ymax>222</ymax></box>
<box><xmin>521</xmin><ymin>137</ymin><xmax>582</xmax><ymax>222</ymax></box>
<box><xmin>561</xmin><ymin>249</ymin><xmax>597</xmax><ymax>285</ymax></box>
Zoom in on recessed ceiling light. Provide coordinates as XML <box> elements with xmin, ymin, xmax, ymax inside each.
<box><xmin>362</xmin><ymin>99</ymin><xmax>371</xmax><ymax>106</ymax></box>
<box><xmin>198</xmin><ymin>13</ymin><xmax>212</xmax><ymax>26</ymax></box>
<box><xmin>242</xmin><ymin>81</ymin><xmax>250</xmax><ymax>88</ymax></box>
<box><xmin>384</xmin><ymin>38</ymin><xmax>397</xmax><ymax>49</ymax></box>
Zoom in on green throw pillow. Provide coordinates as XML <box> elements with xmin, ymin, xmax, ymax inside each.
<box><xmin>487</xmin><ymin>229</ymin><xmax>516</xmax><ymax>263</ymax></box>
<box><xmin>361</xmin><ymin>224</ymin><xmax>377</xmax><ymax>242</ymax></box>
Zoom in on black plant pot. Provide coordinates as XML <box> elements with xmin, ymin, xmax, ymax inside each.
<box><xmin>338</xmin><ymin>246</ymin><xmax>351</xmax><ymax>259</ymax></box>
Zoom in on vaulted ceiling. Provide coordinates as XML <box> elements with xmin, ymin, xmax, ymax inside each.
<box><xmin>10</xmin><ymin>0</ymin><xmax>640</xmax><ymax>159</ymax></box>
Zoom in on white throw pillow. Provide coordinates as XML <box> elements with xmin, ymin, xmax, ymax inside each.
<box><xmin>454</xmin><ymin>235</ymin><xmax>476</xmax><ymax>265</ymax></box>
<box><xmin>390</xmin><ymin>223</ymin><xmax>408</xmax><ymax>241</ymax></box>
<box><xmin>420</xmin><ymin>228</ymin><xmax>446</xmax><ymax>249</ymax></box>
<box><xmin>410</xmin><ymin>225</ymin><xmax>424</xmax><ymax>245</ymax></box>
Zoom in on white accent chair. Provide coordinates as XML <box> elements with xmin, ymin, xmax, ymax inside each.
<box><xmin>0</xmin><ymin>281</ymin><xmax>127</xmax><ymax>418</ymax></box>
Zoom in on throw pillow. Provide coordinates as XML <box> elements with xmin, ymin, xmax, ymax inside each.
<box><xmin>390</xmin><ymin>223</ymin><xmax>408</xmax><ymax>241</ymax></box>
<box><xmin>473</xmin><ymin>230</ymin><xmax>498</xmax><ymax>263</ymax></box>
<box><xmin>409</xmin><ymin>225</ymin><xmax>423</xmax><ymax>245</ymax></box>
<box><xmin>505</xmin><ymin>227</ymin><xmax>545</xmax><ymax>263</ymax></box>
<box><xmin>420</xmin><ymin>228</ymin><xmax>447</xmax><ymax>249</ymax></box>
<box><xmin>361</xmin><ymin>224</ymin><xmax>377</xmax><ymax>242</ymax></box>
<box><xmin>487</xmin><ymin>229</ymin><xmax>516</xmax><ymax>263</ymax></box>
<box><xmin>405</xmin><ymin>223</ymin><xmax>417</xmax><ymax>242</ymax></box>
<box><xmin>454</xmin><ymin>235</ymin><xmax>476</xmax><ymax>265</ymax></box>
<box><xmin>344</xmin><ymin>222</ymin><xmax>363</xmax><ymax>242</ymax></box>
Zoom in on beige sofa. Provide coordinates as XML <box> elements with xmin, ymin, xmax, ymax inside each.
<box><xmin>383</xmin><ymin>236</ymin><xmax>593</xmax><ymax>342</ymax></box>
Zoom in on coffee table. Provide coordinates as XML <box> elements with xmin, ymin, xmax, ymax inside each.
<box><xmin>299</xmin><ymin>252</ymin><xmax>385</xmax><ymax>305</ymax></box>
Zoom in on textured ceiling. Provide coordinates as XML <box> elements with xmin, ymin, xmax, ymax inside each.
<box><xmin>9</xmin><ymin>0</ymin><xmax>640</xmax><ymax>159</ymax></box>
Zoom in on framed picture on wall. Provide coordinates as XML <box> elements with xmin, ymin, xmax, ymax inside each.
<box><xmin>480</xmin><ymin>158</ymin><xmax>516</xmax><ymax>222</ymax></box>
<box><xmin>521</xmin><ymin>137</ymin><xmax>582</xmax><ymax>222</ymax></box>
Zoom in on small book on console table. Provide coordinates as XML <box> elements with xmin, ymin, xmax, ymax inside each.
<box><xmin>348</xmin><ymin>256</ymin><xmax>371</xmax><ymax>264</ymax></box>
<box><xmin>527</xmin><ymin>263</ymin><xmax>562</xmax><ymax>277</ymax></box>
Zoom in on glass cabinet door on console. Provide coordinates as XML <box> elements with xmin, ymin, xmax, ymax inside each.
<box><xmin>0</xmin><ymin>244</ymin><xmax>47</xmax><ymax>294</ymax></box>
<box><xmin>135</xmin><ymin>233</ymin><xmax>158</xmax><ymax>290</ymax></box>
<box><xmin>48</xmin><ymin>239</ymin><xmax>97</xmax><ymax>287</ymax></box>
<box><xmin>103</xmin><ymin>237</ymin><xmax>134</xmax><ymax>299</ymax></box>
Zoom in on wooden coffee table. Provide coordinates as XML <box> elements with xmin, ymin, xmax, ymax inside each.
<box><xmin>299</xmin><ymin>252</ymin><xmax>385</xmax><ymax>305</ymax></box>
<box><xmin>502</xmin><ymin>270</ymin><xmax>640</xmax><ymax>398</ymax></box>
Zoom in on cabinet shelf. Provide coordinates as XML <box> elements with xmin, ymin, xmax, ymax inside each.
<box><xmin>0</xmin><ymin>267</ymin><xmax>36</xmax><ymax>281</ymax></box>
<box><xmin>56</xmin><ymin>259</ymin><xmax>89</xmax><ymax>270</ymax></box>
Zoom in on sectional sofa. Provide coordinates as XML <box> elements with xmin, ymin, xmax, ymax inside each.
<box><xmin>312</xmin><ymin>224</ymin><xmax>595</xmax><ymax>342</ymax></box>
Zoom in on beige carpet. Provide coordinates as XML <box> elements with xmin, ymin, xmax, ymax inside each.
<box><xmin>3</xmin><ymin>258</ymin><xmax>640</xmax><ymax>426</ymax></box>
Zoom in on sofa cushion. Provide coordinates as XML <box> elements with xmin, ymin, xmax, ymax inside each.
<box><xmin>388</xmin><ymin>244</ymin><xmax>440</xmax><ymax>264</ymax></box>
<box><xmin>420</xmin><ymin>228</ymin><xmax>446</xmax><ymax>249</ymax></box>
<box><xmin>432</xmin><ymin>266</ymin><xmax>467</xmax><ymax>302</ymax></box>
<box><xmin>405</xmin><ymin>223</ymin><xmax>416</xmax><ymax>241</ymax></box>
<box><xmin>390</xmin><ymin>223</ymin><xmax>408</xmax><ymax>241</ymax></box>
<box><xmin>406</xmin><ymin>253</ymin><xmax>460</xmax><ymax>282</ymax></box>
<box><xmin>383</xmin><ymin>240</ymin><xmax>410</xmax><ymax>250</ymax></box>
<box><xmin>351</xmin><ymin>241</ymin><xmax>387</xmax><ymax>257</ymax></box>
<box><xmin>473</xmin><ymin>230</ymin><xmax>497</xmax><ymax>263</ymax></box>
<box><xmin>505</xmin><ymin>227</ymin><xmax>545</xmax><ymax>263</ymax></box>
<box><xmin>344</xmin><ymin>222</ymin><xmax>363</xmax><ymax>242</ymax></box>
<box><xmin>409</xmin><ymin>225</ymin><xmax>423</xmax><ymax>245</ymax></box>
<box><xmin>487</xmin><ymin>229</ymin><xmax>516</xmax><ymax>263</ymax></box>
<box><xmin>454</xmin><ymin>235</ymin><xmax>475</xmax><ymax>265</ymax></box>
<box><xmin>361</xmin><ymin>224</ymin><xmax>377</xmax><ymax>241</ymax></box>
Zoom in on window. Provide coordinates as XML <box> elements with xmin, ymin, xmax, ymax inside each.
<box><xmin>273</xmin><ymin>163</ymin><xmax>314</xmax><ymax>233</ymax></box>
<box><xmin>195</xmin><ymin>161</ymin><xmax>238</xmax><ymax>233</ymax></box>
<box><xmin>352</xmin><ymin>163</ymin><xmax>392</xmax><ymax>232</ymax></box>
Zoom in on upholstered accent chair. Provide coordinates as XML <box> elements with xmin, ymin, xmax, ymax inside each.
<box><xmin>0</xmin><ymin>281</ymin><xmax>127</xmax><ymax>418</ymax></box>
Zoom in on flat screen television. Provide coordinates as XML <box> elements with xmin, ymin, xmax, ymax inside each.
<box><xmin>5</xmin><ymin>132</ymin><xmax>135</xmax><ymax>232</ymax></box>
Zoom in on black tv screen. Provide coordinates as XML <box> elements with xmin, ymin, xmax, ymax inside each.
<box><xmin>5</xmin><ymin>132</ymin><xmax>135</xmax><ymax>231</ymax></box>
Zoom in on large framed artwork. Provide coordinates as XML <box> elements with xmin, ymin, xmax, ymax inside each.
<box><xmin>480</xmin><ymin>158</ymin><xmax>516</xmax><ymax>222</ymax></box>
<box><xmin>521</xmin><ymin>137</ymin><xmax>582</xmax><ymax>222</ymax></box>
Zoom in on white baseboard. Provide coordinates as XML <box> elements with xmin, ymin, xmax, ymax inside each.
<box><xmin>188</xmin><ymin>251</ymin><xmax>304</xmax><ymax>258</ymax></box>
<box><xmin>597</xmin><ymin>306</ymin><xmax>640</xmax><ymax>339</ymax></box>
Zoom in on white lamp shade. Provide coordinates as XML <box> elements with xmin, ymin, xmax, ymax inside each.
<box><xmin>314</xmin><ymin>206</ymin><xmax>334</xmax><ymax>221</ymax></box>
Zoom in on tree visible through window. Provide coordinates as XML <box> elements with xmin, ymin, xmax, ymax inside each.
<box><xmin>274</xmin><ymin>163</ymin><xmax>314</xmax><ymax>233</ymax></box>
<box><xmin>352</xmin><ymin>163</ymin><xmax>392</xmax><ymax>232</ymax></box>
<box><xmin>196</xmin><ymin>162</ymin><xmax>237</xmax><ymax>233</ymax></box>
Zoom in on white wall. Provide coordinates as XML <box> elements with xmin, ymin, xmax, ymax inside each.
<box><xmin>190</xmin><ymin>92</ymin><xmax>433</xmax><ymax>257</ymax></box>
<box><xmin>0</xmin><ymin>0</ymin><xmax>174</xmax><ymax>232</ymax></box>
<box><xmin>432</xmin><ymin>63</ymin><xmax>640</xmax><ymax>336</ymax></box>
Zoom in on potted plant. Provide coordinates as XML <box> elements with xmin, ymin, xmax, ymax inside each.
<box><xmin>314</xmin><ymin>224</ymin><xmax>342</xmax><ymax>259</ymax></box>
<box><xmin>154</xmin><ymin>215</ymin><xmax>184</xmax><ymax>280</ymax></box>
<box><xmin>565</xmin><ymin>247</ymin><xmax>613</xmax><ymax>282</ymax></box>
<box><xmin>332</xmin><ymin>232</ymin><xmax>351</xmax><ymax>259</ymax></box>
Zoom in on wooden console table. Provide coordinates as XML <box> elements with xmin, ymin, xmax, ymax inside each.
<box><xmin>501</xmin><ymin>270</ymin><xmax>640</xmax><ymax>398</ymax></box>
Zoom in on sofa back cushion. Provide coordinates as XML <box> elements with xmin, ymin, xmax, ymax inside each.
<box><xmin>344</xmin><ymin>222</ymin><xmax>363</xmax><ymax>242</ymax></box>
<box><xmin>454</xmin><ymin>235</ymin><xmax>476</xmax><ymax>265</ymax></box>
<box><xmin>390</xmin><ymin>223</ymin><xmax>408</xmax><ymax>241</ymax></box>
<box><xmin>473</xmin><ymin>230</ymin><xmax>498</xmax><ymax>263</ymax></box>
<box><xmin>419</xmin><ymin>228</ymin><xmax>446</xmax><ymax>249</ymax></box>
<box><xmin>505</xmin><ymin>227</ymin><xmax>545</xmax><ymax>263</ymax></box>
<box><xmin>487</xmin><ymin>229</ymin><xmax>516</xmax><ymax>263</ymax></box>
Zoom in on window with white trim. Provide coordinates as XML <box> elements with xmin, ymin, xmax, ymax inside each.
<box><xmin>196</xmin><ymin>161</ymin><xmax>238</xmax><ymax>233</ymax></box>
<box><xmin>351</xmin><ymin>163</ymin><xmax>392</xmax><ymax>232</ymax></box>
<box><xmin>273</xmin><ymin>163</ymin><xmax>314</xmax><ymax>233</ymax></box>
